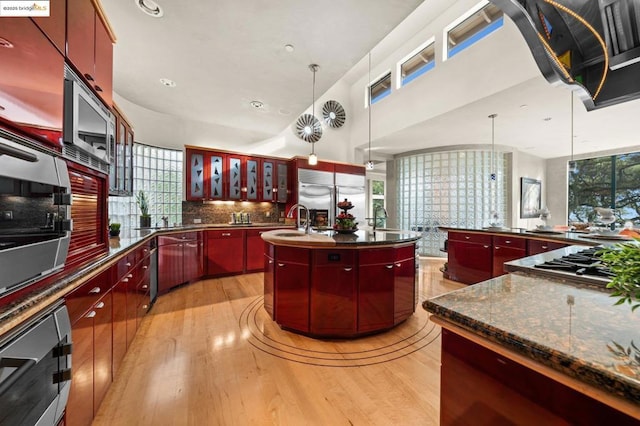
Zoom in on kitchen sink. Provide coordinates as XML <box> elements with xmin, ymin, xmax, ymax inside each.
<box><xmin>274</xmin><ymin>232</ymin><xmax>306</xmax><ymax>237</ymax></box>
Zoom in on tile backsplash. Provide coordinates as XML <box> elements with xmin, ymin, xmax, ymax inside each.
<box><xmin>182</xmin><ymin>201</ymin><xmax>285</xmax><ymax>225</ymax></box>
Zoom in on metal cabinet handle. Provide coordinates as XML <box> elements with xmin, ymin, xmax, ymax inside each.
<box><xmin>344</xmin><ymin>267</ymin><xmax>352</xmax><ymax>272</ymax></box>
<box><xmin>495</xmin><ymin>247</ymin><xmax>500</xmax><ymax>250</ymax></box>
<box><xmin>141</xmin><ymin>284</ymin><xmax>148</xmax><ymax>290</ymax></box>
<box><xmin>182</xmin><ymin>236</ymin><xmax>187</xmax><ymax>239</ymax></box>
<box><xmin>505</xmin><ymin>240</ymin><xmax>511</xmax><ymax>244</ymax></box>
<box><xmin>127</xmin><ymin>274</ymin><xmax>133</xmax><ymax>278</ymax></box>
<box><xmin>277</xmin><ymin>263</ymin><xmax>285</xmax><ymax>267</ymax></box>
<box><xmin>122</xmin><ymin>278</ymin><xmax>129</xmax><ymax>283</ymax></box>
<box><xmin>465</xmin><ymin>236</ymin><xmax>470</xmax><ymax>239</ymax></box>
<box><xmin>268</xmin><ymin>260</ymin><xmax>274</xmax><ymax>264</ymax></box>
<box><xmin>144</xmin><ymin>248</ymin><xmax>149</xmax><ymax>252</ymax></box>
<box><xmin>395</xmin><ymin>263</ymin><xmax>401</xmax><ymax>268</ymax></box>
<box><xmin>86</xmin><ymin>311</ymin><xmax>96</xmax><ymax>318</ymax></box>
<box><xmin>95</xmin><ymin>302</ymin><xmax>105</xmax><ymax>309</ymax></box>
<box><xmin>142</xmin><ymin>304</ymin><xmax>149</xmax><ymax>310</ymax></box>
<box><xmin>385</xmin><ymin>264</ymin><xmax>394</xmax><ymax>269</ymax></box>
<box><xmin>483</xmin><ymin>245</ymin><xmax>490</xmax><ymax>249</ymax></box>
<box><xmin>89</xmin><ymin>287</ymin><xmax>101</xmax><ymax>294</ymax></box>
<box><xmin>126</xmin><ymin>262</ymin><xmax>132</xmax><ymax>267</ymax></box>
<box><xmin>542</xmin><ymin>245</ymin><xmax>548</xmax><ymax>249</ymax></box>
<box><xmin>143</xmin><ymin>265</ymin><xmax>148</xmax><ymax>270</ymax></box>
<box><xmin>222</xmin><ymin>233</ymin><xmax>231</xmax><ymax>236</ymax></box>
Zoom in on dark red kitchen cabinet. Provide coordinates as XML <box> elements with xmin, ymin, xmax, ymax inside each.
<box><xmin>246</xmin><ymin>157</ymin><xmax>260</xmax><ymax>201</ymax></box>
<box><xmin>246</xmin><ymin>229</ymin><xmax>278</xmax><ymax>272</ymax></box>
<box><xmin>447</xmin><ymin>231</ymin><xmax>493</xmax><ymax>284</ymax></box>
<box><xmin>527</xmin><ymin>239</ymin><xmax>568</xmax><ymax>255</ymax></box>
<box><xmin>275</xmin><ymin>160</ymin><xmax>289</xmax><ymax>203</ymax></box>
<box><xmin>158</xmin><ymin>232</ymin><xmax>203</xmax><ymax>292</ymax></box>
<box><xmin>358</xmin><ymin>248</ymin><xmax>395</xmax><ymax>333</ymax></box>
<box><xmin>92</xmin><ymin>291</ymin><xmax>113</xmax><ymax>416</ymax></box>
<box><xmin>186</xmin><ymin>148</ymin><xmax>214</xmax><ymax>201</ymax></box>
<box><xmin>66</xmin><ymin>0</ymin><xmax>113</xmax><ymax>105</ymax></box>
<box><xmin>206</xmin><ymin>230</ymin><xmax>245</xmax><ymax>276</ymax></box>
<box><xmin>32</xmin><ymin>0</ymin><xmax>66</xmax><ymax>53</ymax></box>
<box><xmin>274</xmin><ymin>246</ymin><xmax>310</xmax><ymax>333</ymax></box>
<box><xmin>262</xmin><ymin>160</ymin><xmax>276</xmax><ymax>201</ymax></box>
<box><xmin>111</xmin><ymin>276</ymin><xmax>127</xmax><ymax>376</ymax></box>
<box><xmin>0</xmin><ymin>17</ymin><xmax>64</xmax><ymax>150</ymax></box>
<box><xmin>67</xmin><ymin>309</ymin><xmax>94</xmax><ymax>426</ymax></box>
<box><xmin>310</xmin><ymin>250</ymin><xmax>357</xmax><ymax>336</ymax></box>
<box><xmin>264</xmin><ymin>243</ymin><xmax>275</xmax><ymax>317</ymax></box>
<box><xmin>492</xmin><ymin>236</ymin><xmax>526</xmax><ymax>277</ymax></box>
<box><xmin>394</xmin><ymin>246</ymin><xmax>416</xmax><ymax>325</ymax></box>
<box><xmin>228</xmin><ymin>155</ymin><xmax>244</xmax><ymax>200</ymax></box>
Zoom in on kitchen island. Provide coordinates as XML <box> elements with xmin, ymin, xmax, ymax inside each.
<box><xmin>424</xmin><ymin>270</ymin><xmax>640</xmax><ymax>424</ymax></box>
<box><xmin>261</xmin><ymin>228</ymin><xmax>421</xmax><ymax>338</ymax></box>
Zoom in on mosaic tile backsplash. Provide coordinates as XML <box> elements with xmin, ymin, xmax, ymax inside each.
<box><xmin>182</xmin><ymin>201</ymin><xmax>286</xmax><ymax>225</ymax></box>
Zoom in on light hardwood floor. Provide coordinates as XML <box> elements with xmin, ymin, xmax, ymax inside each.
<box><xmin>93</xmin><ymin>258</ymin><xmax>464</xmax><ymax>426</ymax></box>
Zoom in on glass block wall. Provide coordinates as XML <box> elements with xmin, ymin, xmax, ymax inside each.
<box><xmin>108</xmin><ymin>144</ymin><xmax>183</xmax><ymax>230</ymax></box>
<box><xmin>395</xmin><ymin>150</ymin><xmax>509</xmax><ymax>257</ymax></box>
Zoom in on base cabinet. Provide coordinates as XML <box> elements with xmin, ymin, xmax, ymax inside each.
<box><xmin>492</xmin><ymin>236</ymin><xmax>526</xmax><ymax>277</ymax></box>
<box><xmin>264</xmin><ymin>243</ymin><xmax>275</xmax><ymax>317</ymax></box>
<box><xmin>358</xmin><ymin>248</ymin><xmax>395</xmax><ymax>333</ymax></box>
<box><xmin>447</xmin><ymin>233</ymin><xmax>493</xmax><ymax>285</ymax></box>
<box><xmin>440</xmin><ymin>329</ymin><xmax>638</xmax><ymax>425</ymax></box>
<box><xmin>393</xmin><ymin>246</ymin><xmax>416</xmax><ymax>325</ymax></box>
<box><xmin>274</xmin><ymin>246</ymin><xmax>310</xmax><ymax>333</ymax></box>
<box><xmin>206</xmin><ymin>230</ymin><xmax>244</xmax><ymax>276</ymax></box>
<box><xmin>158</xmin><ymin>232</ymin><xmax>203</xmax><ymax>293</ymax></box>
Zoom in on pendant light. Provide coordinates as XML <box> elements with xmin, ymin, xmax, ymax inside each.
<box><xmin>488</xmin><ymin>113</ymin><xmax>500</xmax><ymax>227</ymax></box>
<box><xmin>568</xmin><ymin>92</ymin><xmax>578</xmax><ymax>173</ymax></box>
<box><xmin>308</xmin><ymin>64</ymin><xmax>319</xmax><ymax>165</ymax></box>
<box><xmin>489</xmin><ymin>113</ymin><xmax>497</xmax><ymax>181</ymax></box>
<box><xmin>365</xmin><ymin>52</ymin><xmax>374</xmax><ymax>170</ymax></box>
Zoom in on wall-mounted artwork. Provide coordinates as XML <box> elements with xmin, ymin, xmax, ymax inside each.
<box><xmin>521</xmin><ymin>177</ymin><xmax>541</xmax><ymax>218</ymax></box>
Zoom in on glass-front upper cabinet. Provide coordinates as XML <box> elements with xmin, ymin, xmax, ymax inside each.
<box><xmin>109</xmin><ymin>103</ymin><xmax>134</xmax><ymax>196</ymax></box>
<box><xmin>246</xmin><ymin>158</ymin><xmax>258</xmax><ymax>201</ymax></box>
<box><xmin>229</xmin><ymin>156</ymin><xmax>242</xmax><ymax>200</ymax></box>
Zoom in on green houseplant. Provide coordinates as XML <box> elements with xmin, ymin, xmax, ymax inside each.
<box><xmin>598</xmin><ymin>239</ymin><xmax>640</xmax><ymax>312</ymax></box>
<box><xmin>136</xmin><ymin>190</ymin><xmax>152</xmax><ymax>228</ymax></box>
<box><xmin>108</xmin><ymin>222</ymin><xmax>121</xmax><ymax>237</ymax></box>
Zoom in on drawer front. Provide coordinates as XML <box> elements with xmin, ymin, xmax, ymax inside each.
<box><xmin>313</xmin><ymin>249</ymin><xmax>355</xmax><ymax>266</ymax></box>
<box><xmin>448</xmin><ymin>231</ymin><xmax>492</xmax><ymax>245</ymax></box>
<box><xmin>493</xmin><ymin>236</ymin><xmax>526</xmax><ymax>249</ymax></box>
<box><xmin>276</xmin><ymin>246</ymin><xmax>310</xmax><ymax>264</ymax></box>
<box><xmin>116</xmin><ymin>253</ymin><xmax>136</xmax><ymax>281</ymax></box>
<box><xmin>66</xmin><ymin>269</ymin><xmax>111</xmax><ymax>323</ymax></box>
<box><xmin>246</xmin><ymin>227</ymin><xmax>284</xmax><ymax>238</ymax></box>
<box><xmin>395</xmin><ymin>245</ymin><xmax>415</xmax><ymax>261</ymax></box>
<box><xmin>527</xmin><ymin>240</ymin><xmax>568</xmax><ymax>255</ymax></box>
<box><xmin>359</xmin><ymin>247</ymin><xmax>395</xmax><ymax>265</ymax></box>
<box><xmin>207</xmin><ymin>229</ymin><xmax>244</xmax><ymax>239</ymax></box>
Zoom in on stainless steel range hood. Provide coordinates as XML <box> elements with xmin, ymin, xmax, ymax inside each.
<box><xmin>490</xmin><ymin>0</ymin><xmax>640</xmax><ymax>110</ymax></box>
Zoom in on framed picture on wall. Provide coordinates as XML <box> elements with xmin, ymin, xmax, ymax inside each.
<box><xmin>520</xmin><ymin>177</ymin><xmax>541</xmax><ymax>218</ymax></box>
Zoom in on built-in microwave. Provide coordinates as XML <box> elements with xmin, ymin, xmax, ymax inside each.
<box><xmin>63</xmin><ymin>66</ymin><xmax>113</xmax><ymax>167</ymax></box>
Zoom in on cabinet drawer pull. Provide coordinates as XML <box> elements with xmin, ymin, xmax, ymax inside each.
<box><xmin>182</xmin><ymin>236</ymin><xmax>187</xmax><ymax>239</ymax></box>
<box><xmin>495</xmin><ymin>247</ymin><xmax>500</xmax><ymax>250</ymax></box>
<box><xmin>344</xmin><ymin>267</ymin><xmax>352</xmax><ymax>272</ymax></box>
<box><xmin>542</xmin><ymin>245</ymin><xmax>548</xmax><ymax>249</ymax></box>
<box><xmin>277</xmin><ymin>263</ymin><xmax>285</xmax><ymax>267</ymax></box>
<box><xmin>142</xmin><ymin>304</ymin><xmax>149</xmax><ymax>310</ymax></box>
<box><xmin>505</xmin><ymin>240</ymin><xmax>511</xmax><ymax>244</ymax></box>
<box><xmin>84</xmin><ymin>73</ymin><xmax>94</xmax><ymax>81</ymax></box>
<box><xmin>222</xmin><ymin>233</ymin><xmax>231</xmax><ymax>236</ymax></box>
<box><xmin>483</xmin><ymin>245</ymin><xmax>490</xmax><ymax>249</ymax></box>
<box><xmin>385</xmin><ymin>264</ymin><xmax>394</xmax><ymax>269</ymax></box>
<box><xmin>126</xmin><ymin>262</ymin><xmax>132</xmax><ymax>267</ymax></box>
<box><xmin>122</xmin><ymin>278</ymin><xmax>129</xmax><ymax>283</ymax></box>
<box><xmin>144</xmin><ymin>248</ymin><xmax>149</xmax><ymax>252</ymax></box>
<box><xmin>143</xmin><ymin>265</ymin><xmax>148</xmax><ymax>270</ymax></box>
<box><xmin>95</xmin><ymin>301</ymin><xmax>105</xmax><ymax>309</ymax></box>
<box><xmin>395</xmin><ymin>263</ymin><xmax>402</xmax><ymax>268</ymax></box>
<box><xmin>86</xmin><ymin>311</ymin><xmax>96</xmax><ymax>318</ymax></box>
<box><xmin>127</xmin><ymin>274</ymin><xmax>133</xmax><ymax>278</ymax></box>
<box><xmin>464</xmin><ymin>236</ymin><xmax>470</xmax><ymax>240</ymax></box>
<box><xmin>94</xmin><ymin>85</ymin><xmax>103</xmax><ymax>92</ymax></box>
<box><xmin>89</xmin><ymin>287</ymin><xmax>101</xmax><ymax>294</ymax></box>
<box><xmin>268</xmin><ymin>260</ymin><xmax>274</xmax><ymax>264</ymax></box>
<box><xmin>141</xmin><ymin>284</ymin><xmax>148</xmax><ymax>290</ymax></box>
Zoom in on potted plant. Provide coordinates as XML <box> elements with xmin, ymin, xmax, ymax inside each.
<box><xmin>108</xmin><ymin>222</ymin><xmax>121</xmax><ymax>237</ymax></box>
<box><xmin>598</xmin><ymin>239</ymin><xmax>640</xmax><ymax>312</ymax></box>
<box><xmin>136</xmin><ymin>190</ymin><xmax>152</xmax><ymax>228</ymax></box>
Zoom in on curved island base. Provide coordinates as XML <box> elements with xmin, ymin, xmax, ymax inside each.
<box><xmin>261</xmin><ymin>229</ymin><xmax>421</xmax><ymax>338</ymax></box>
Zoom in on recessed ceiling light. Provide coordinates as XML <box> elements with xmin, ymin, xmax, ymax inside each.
<box><xmin>0</xmin><ymin>37</ymin><xmax>14</xmax><ymax>48</ymax></box>
<box><xmin>135</xmin><ymin>0</ymin><xmax>163</xmax><ymax>17</ymax></box>
<box><xmin>519</xmin><ymin>104</ymin><xmax>528</xmax><ymax>108</ymax></box>
<box><xmin>278</xmin><ymin>108</ymin><xmax>291</xmax><ymax>115</ymax></box>
<box><xmin>250</xmin><ymin>100</ymin><xmax>264</xmax><ymax>109</ymax></box>
<box><xmin>284</xmin><ymin>44</ymin><xmax>295</xmax><ymax>53</ymax></box>
<box><xmin>543</xmin><ymin>117</ymin><xmax>552</xmax><ymax>121</ymax></box>
<box><xmin>159</xmin><ymin>78</ymin><xmax>176</xmax><ymax>87</ymax></box>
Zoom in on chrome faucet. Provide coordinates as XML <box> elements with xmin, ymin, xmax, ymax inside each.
<box><xmin>286</xmin><ymin>203</ymin><xmax>311</xmax><ymax>234</ymax></box>
<box><xmin>372</xmin><ymin>205</ymin><xmax>388</xmax><ymax>231</ymax></box>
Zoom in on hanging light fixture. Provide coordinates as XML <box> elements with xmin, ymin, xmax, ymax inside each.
<box><xmin>488</xmin><ymin>113</ymin><xmax>500</xmax><ymax>227</ymax></box>
<box><xmin>489</xmin><ymin>113</ymin><xmax>497</xmax><ymax>181</ymax></box>
<box><xmin>308</xmin><ymin>64</ymin><xmax>320</xmax><ymax>165</ymax></box>
<box><xmin>568</xmin><ymin>92</ymin><xmax>578</xmax><ymax>173</ymax></box>
<box><xmin>366</xmin><ymin>52</ymin><xmax>374</xmax><ymax>170</ymax></box>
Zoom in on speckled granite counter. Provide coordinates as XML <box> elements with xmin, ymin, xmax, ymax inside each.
<box><xmin>0</xmin><ymin>223</ymin><xmax>292</xmax><ymax>339</ymax></box>
<box><xmin>423</xmin><ymin>273</ymin><xmax>640</xmax><ymax>413</ymax></box>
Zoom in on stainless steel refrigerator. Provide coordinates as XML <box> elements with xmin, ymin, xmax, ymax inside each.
<box><xmin>298</xmin><ymin>168</ymin><xmax>366</xmax><ymax>228</ymax></box>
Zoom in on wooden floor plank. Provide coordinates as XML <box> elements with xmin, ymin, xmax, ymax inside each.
<box><xmin>93</xmin><ymin>258</ymin><xmax>464</xmax><ymax>425</ymax></box>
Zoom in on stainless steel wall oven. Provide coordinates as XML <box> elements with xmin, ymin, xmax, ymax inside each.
<box><xmin>0</xmin><ymin>131</ymin><xmax>72</xmax><ymax>297</ymax></box>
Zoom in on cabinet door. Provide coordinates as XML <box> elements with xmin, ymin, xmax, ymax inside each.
<box><xmin>228</xmin><ymin>156</ymin><xmax>242</xmax><ymax>199</ymax></box>
<box><xmin>394</xmin><ymin>254</ymin><xmax>415</xmax><ymax>324</ymax></box>
<box><xmin>188</xmin><ymin>151</ymin><xmax>205</xmax><ymax>200</ymax></box>
<box><xmin>32</xmin><ymin>0</ymin><xmax>66</xmax><ymax>53</ymax></box>
<box><xmin>448</xmin><ymin>240</ymin><xmax>493</xmax><ymax>284</ymax></box>
<box><xmin>66</xmin><ymin>0</ymin><xmax>96</xmax><ymax>82</ymax></box>
<box><xmin>310</xmin><ymin>250</ymin><xmax>357</xmax><ymax>335</ymax></box>
<box><xmin>183</xmin><ymin>237</ymin><xmax>204</xmax><ymax>282</ymax></box>
<box><xmin>246</xmin><ymin>158</ymin><xmax>259</xmax><ymax>201</ymax></box>
<box><xmin>274</xmin><ymin>260</ymin><xmax>310</xmax><ymax>333</ymax></box>
<box><xmin>262</xmin><ymin>161</ymin><xmax>274</xmax><ymax>201</ymax></box>
<box><xmin>246</xmin><ymin>229</ymin><xmax>270</xmax><ymax>272</ymax></box>
<box><xmin>358</xmin><ymin>263</ymin><xmax>394</xmax><ymax>333</ymax></box>
<box><xmin>210</xmin><ymin>154</ymin><xmax>225</xmax><ymax>199</ymax></box>
<box><xmin>158</xmin><ymin>243</ymin><xmax>183</xmax><ymax>293</ymax></box>
<box><xmin>276</xmin><ymin>162</ymin><xmax>288</xmax><ymax>203</ymax></box>
<box><xmin>264</xmin><ymin>244</ymin><xmax>275</xmax><ymax>317</ymax></box>
<box><xmin>493</xmin><ymin>245</ymin><xmax>526</xmax><ymax>277</ymax></box>
<box><xmin>93</xmin><ymin>17</ymin><xmax>113</xmax><ymax>106</ymax></box>
<box><xmin>0</xmin><ymin>18</ymin><xmax>64</xmax><ymax>150</ymax></box>
<box><xmin>67</xmin><ymin>312</ymin><xmax>94</xmax><ymax>426</ymax></box>
<box><xmin>112</xmin><ymin>278</ymin><xmax>128</xmax><ymax>376</ymax></box>
<box><xmin>206</xmin><ymin>230</ymin><xmax>245</xmax><ymax>276</ymax></box>
<box><xmin>93</xmin><ymin>292</ymin><xmax>112</xmax><ymax>415</ymax></box>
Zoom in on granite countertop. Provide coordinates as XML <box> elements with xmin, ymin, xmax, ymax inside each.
<box><xmin>0</xmin><ymin>222</ymin><xmax>293</xmax><ymax>338</ymax></box>
<box><xmin>423</xmin><ymin>273</ymin><xmax>640</xmax><ymax>405</ymax></box>
<box><xmin>437</xmin><ymin>226</ymin><xmax>635</xmax><ymax>246</ymax></box>
<box><xmin>260</xmin><ymin>228</ymin><xmax>422</xmax><ymax>247</ymax></box>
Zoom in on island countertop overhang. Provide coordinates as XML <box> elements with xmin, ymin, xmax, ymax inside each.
<box><xmin>260</xmin><ymin>228</ymin><xmax>422</xmax><ymax>248</ymax></box>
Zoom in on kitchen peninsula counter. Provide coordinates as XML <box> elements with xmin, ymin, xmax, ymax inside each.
<box><xmin>424</xmin><ymin>273</ymin><xmax>640</xmax><ymax>423</ymax></box>
<box><xmin>261</xmin><ymin>229</ymin><xmax>422</xmax><ymax>338</ymax></box>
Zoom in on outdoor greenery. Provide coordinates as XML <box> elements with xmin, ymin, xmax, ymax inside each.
<box><xmin>569</xmin><ymin>152</ymin><xmax>640</xmax><ymax>225</ymax></box>
<box><xmin>598</xmin><ymin>241</ymin><xmax>640</xmax><ymax>312</ymax></box>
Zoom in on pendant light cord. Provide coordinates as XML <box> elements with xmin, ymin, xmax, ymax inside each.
<box><xmin>311</xmin><ymin>66</ymin><xmax>316</xmax><ymax>155</ymax></box>
<box><xmin>570</xmin><ymin>92</ymin><xmax>574</xmax><ymax>162</ymax></box>
<box><xmin>368</xmin><ymin>52</ymin><xmax>372</xmax><ymax>164</ymax></box>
